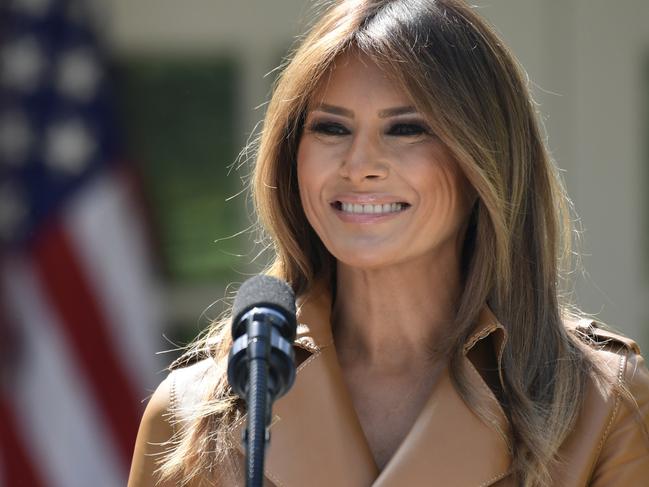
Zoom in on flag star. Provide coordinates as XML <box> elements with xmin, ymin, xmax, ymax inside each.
<box><xmin>44</xmin><ymin>119</ymin><xmax>96</xmax><ymax>175</ymax></box>
<box><xmin>0</xmin><ymin>111</ymin><xmax>34</xmax><ymax>166</ymax></box>
<box><xmin>0</xmin><ymin>36</ymin><xmax>46</xmax><ymax>93</ymax></box>
<box><xmin>56</xmin><ymin>48</ymin><xmax>102</xmax><ymax>102</ymax></box>
<box><xmin>0</xmin><ymin>183</ymin><xmax>28</xmax><ymax>242</ymax></box>
<box><xmin>11</xmin><ymin>0</ymin><xmax>53</xmax><ymax>17</ymax></box>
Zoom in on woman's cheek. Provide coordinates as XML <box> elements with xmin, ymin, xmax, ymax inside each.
<box><xmin>297</xmin><ymin>145</ymin><xmax>323</xmax><ymax>223</ymax></box>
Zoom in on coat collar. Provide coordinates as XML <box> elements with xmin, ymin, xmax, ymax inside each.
<box><xmin>229</xmin><ymin>286</ymin><xmax>512</xmax><ymax>486</ymax></box>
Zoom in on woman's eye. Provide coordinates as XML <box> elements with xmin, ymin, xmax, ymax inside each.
<box><xmin>309</xmin><ymin>121</ymin><xmax>349</xmax><ymax>136</ymax></box>
<box><xmin>388</xmin><ymin>123</ymin><xmax>429</xmax><ymax>137</ymax></box>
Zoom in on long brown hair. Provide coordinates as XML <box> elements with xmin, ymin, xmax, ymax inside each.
<box><xmin>160</xmin><ymin>1</ymin><xmax>596</xmax><ymax>485</ymax></box>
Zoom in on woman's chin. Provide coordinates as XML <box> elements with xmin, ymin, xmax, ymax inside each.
<box><xmin>333</xmin><ymin>248</ymin><xmax>405</xmax><ymax>271</ymax></box>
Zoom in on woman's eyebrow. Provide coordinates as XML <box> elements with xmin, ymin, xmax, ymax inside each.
<box><xmin>309</xmin><ymin>103</ymin><xmax>418</xmax><ymax>119</ymax></box>
<box><xmin>378</xmin><ymin>106</ymin><xmax>417</xmax><ymax>118</ymax></box>
<box><xmin>311</xmin><ymin>103</ymin><xmax>354</xmax><ymax>118</ymax></box>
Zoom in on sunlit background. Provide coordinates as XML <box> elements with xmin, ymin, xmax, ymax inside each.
<box><xmin>1</xmin><ymin>0</ymin><xmax>648</xmax><ymax>485</ymax></box>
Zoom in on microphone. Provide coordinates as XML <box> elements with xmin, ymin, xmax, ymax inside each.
<box><xmin>227</xmin><ymin>275</ymin><xmax>297</xmax><ymax>487</ymax></box>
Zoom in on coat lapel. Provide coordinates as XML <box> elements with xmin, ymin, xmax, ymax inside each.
<box><xmin>229</xmin><ymin>290</ymin><xmax>512</xmax><ymax>486</ymax></box>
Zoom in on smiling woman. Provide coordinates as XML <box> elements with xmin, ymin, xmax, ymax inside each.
<box><xmin>127</xmin><ymin>1</ymin><xmax>649</xmax><ymax>486</ymax></box>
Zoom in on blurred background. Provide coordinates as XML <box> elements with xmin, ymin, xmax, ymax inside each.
<box><xmin>0</xmin><ymin>0</ymin><xmax>647</xmax><ymax>485</ymax></box>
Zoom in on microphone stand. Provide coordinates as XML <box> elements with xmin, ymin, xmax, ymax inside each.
<box><xmin>245</xmin><ymin>316</ymin><xmax>272</xmax><ymax>487</ymax></box>
<box><xmin>229</xmin><ymin>308</ymin><xmax>296</xmax><ymax>487</ymax></box>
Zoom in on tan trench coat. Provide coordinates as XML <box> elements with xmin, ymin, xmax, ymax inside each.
<box><xmin>129</xmin><ymin>289</ymin><xmax>649</xmax><ymax>486</ymax></box>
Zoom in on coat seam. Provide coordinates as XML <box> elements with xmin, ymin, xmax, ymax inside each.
<box><xmin>295</xmin><ymin>349</ymin><xmax>323</xmax><ymax>372</ymax></box>
<box><xmin>464</xmin><ymin>323</ymin><xmax>500</xmax><ymax>353</ymax></box>
<box><xmin>265</xmin><ymin>470</ymin><xmax>286</xmax><ymax>487</ymax></box>
<box><xmin>478</xmin><ymin>470</ymin><xmax>509</xmax><ymax>487</ymax></box>
<box><xmin>589</xmin><ymin>351</ymin><xmax>627</xmax><ymax>481</ymax></box>
<box><xmin>169</xmin><ymin>372</ymin><xmax>178</xmax><ymax>436</ymax></box>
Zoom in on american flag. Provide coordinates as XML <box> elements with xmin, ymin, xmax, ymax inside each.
<box><xmin>0</xmin><ymin>0</ymin><xmax>163</xmax><ymax>485</ymax></box>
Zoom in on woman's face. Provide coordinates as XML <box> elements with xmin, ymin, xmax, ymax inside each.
<box><xmin>297</xmin><ymin>53</ymin><xmax>474</xmax><ymax>270</ymax></box>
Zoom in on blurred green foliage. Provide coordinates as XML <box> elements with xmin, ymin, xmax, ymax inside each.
<box><xmin>116</xmin><ymin>57</ymin><xmax>250</xmax><ymax>282</ymax></box>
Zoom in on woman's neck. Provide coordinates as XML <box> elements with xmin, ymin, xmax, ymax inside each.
<box><xmin>332</xmin><ymin>248</ymin><xmax>463</xmax><ymax>371</ymax></box>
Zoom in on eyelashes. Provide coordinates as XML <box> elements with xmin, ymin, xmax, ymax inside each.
<box><xmin>388</xmin><ymin>123</ymin><xmax>430</xmax><ymax>137</ymax></box>
<box><xmin>308</xmin><ymin>121</ymin><xmax>349</xmax><ymax>136</ymax></box>
<box><xmin>306</xmin><ymin>120</ymin><xmax>433</xmax><ymax>138</ymax></box>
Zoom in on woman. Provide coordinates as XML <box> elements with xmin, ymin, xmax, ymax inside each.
<box><xmin>128</xmin><ymin>1</ymin><xmax>649</xmax><ymax>486</ymax></box>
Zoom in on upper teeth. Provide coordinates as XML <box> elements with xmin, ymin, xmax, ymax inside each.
<box><xmin>340</xmin><ymin>202</ymin><xmax>405</xmax><ymax>214</ymax></box>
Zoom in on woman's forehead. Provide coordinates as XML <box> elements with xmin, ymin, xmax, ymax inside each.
<box><xmin>307</xmin><ymin>52</ymin><xmax>413</xmax><ymax>109</ymax></box>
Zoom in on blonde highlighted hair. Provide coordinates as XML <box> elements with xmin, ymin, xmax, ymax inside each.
<box><xmin>159</xmin><ymin>1</ymin><xmax>599</xmax><ymax>485</ymax></box>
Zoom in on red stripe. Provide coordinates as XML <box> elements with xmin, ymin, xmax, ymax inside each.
<box><xmin>0</xmin><ymin>396</ymin><xmax>45</xmax><ymax>487</ymax></box>
<box><xmin>30</xmin><ymin>221</ymin><xmax>141</xmax><ymax>466</ymax></box>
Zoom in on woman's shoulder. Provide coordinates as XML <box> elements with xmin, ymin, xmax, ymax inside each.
<box><xmin>569</xmin><ymin>318</ymin><xmax>642</xmax><ymax>354</ymax></box>
<box><xmin>128</xmin><ymin>372</ymin><xmax>176</xmax><ymax>486</ymax></box>
<box><xmin>167</xmin><ymin>357</ymin><xmax>219</xmax><ymax>422</ymax></box>
<box><xmin>138</xmin><ymin>357</ymin><xmax>217</xmax><ymax>428</ymax></box>
<box><xmin>563</xmin><ymin>319</ymin><xmax>649</xmax><ymax>484</ymax></box>
<box><xmin>127</xmin><ymin>358</ymin><xmax>221</xmax><ymax>486</ymax></box>
<box><xmin>569</xmin><ymin>319</ymin><xmax>647</xmax><ymax>389</ymax></box>
<box><xmin>568</xmin><ymin>319</ymin><xmax>648</xmax><ymax>409</ymax></box>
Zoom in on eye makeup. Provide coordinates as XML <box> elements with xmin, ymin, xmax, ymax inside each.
<box><xmin>306</xmin><ymin>118</ymin><xmax>433</xmax><ymax>138</ymax></box>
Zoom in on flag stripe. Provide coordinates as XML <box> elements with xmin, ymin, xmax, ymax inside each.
<box><xmin>64</xmin><ymin>169</ymin><xmax>163</xmax><ymax>394</ymax></box>
<box><xmin>30</xmin><ymin>223</ymin><xmax>141</xmax><ymax>465</ymax></box>
<box><xmin>1</xmin><ymin>257</ymin><xmax>125</xmax><ymax>487</ymax></box>
<box><xmin>0</xmin><ymin>396</ymin><xmax>44</xmax><ymax>487</ymax></box>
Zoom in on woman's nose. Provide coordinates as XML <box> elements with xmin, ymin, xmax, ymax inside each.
<box><xmin>338</xmin><ymin>133</ymin><xmax>388</xmax><ymax>183</ymax></box>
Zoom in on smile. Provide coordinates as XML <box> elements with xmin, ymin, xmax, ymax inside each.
<box><xmin>332</xmin><ymin>201</ymin><xmax>410</xmax><ymax>214</ymax></box>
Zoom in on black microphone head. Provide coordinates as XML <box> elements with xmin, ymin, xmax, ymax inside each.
<box><xmin>232</xmin><ymin>275</ymin><xmax>297</xmax><ymax>338</ymax></box>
